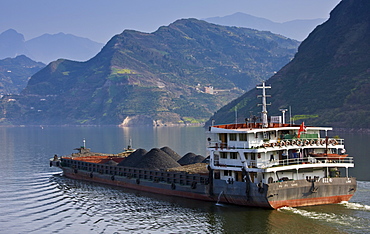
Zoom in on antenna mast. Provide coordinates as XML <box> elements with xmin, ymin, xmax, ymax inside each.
<box><xmin>256</xmin><ymin>81</ymin><xmax>271</xmax><ymax>128</ymax></box>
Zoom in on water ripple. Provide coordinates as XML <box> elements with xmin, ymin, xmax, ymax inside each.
<box><xmin>2</xmin><ymin>169</ymin><xmax>370</xmax><ymax>233</ymax></box>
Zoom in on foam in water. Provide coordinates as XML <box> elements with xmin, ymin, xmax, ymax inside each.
<box><xmin>278</xmin><ymin>207</ymin><xmax>352</xmax><ymax>226</ymax></box>
<box><xmin>340</xmin><ymin>201</ymin><xmax>370</xmax><ymax>211</ymax></box>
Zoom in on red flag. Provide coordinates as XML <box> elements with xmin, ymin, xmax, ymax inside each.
<box><xmin>298</xmin><ymin>122</ymin><xmax>306</xmax><ymax>138</ymax></box>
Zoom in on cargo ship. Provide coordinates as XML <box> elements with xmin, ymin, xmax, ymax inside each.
<box><xmin>50</xmin><ymin>82</ymin><xmax>356</xmax><ymax>209</ymax></box>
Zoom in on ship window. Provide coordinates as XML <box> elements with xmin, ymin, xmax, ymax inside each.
<box><xmin>230</xmin><ymin>152</ymin><xmax>238</xmax><ymax>159</ymax></box>
<box><xmin>251</xmin><ymin>153</ymin><xmax>256</xmax><ymax>160</ymax></box>
<box><xmin>224</xmin><ymin>170</ymin><xmax>232</xmax><ymax>176</ymax></box>
<box><xmin>239</xmin><ymin>133</ymin><xmax>247</xmax><ymax>141</ymax></box>
<box><xmin>220</xmin><ymin>152</ymin><xmax>227</xmax><ymax>159</ymax></box>
<box><xmin>229</xmin><ymin>133</ymin><xmax>237</xmax><ymax>141</ymax></box>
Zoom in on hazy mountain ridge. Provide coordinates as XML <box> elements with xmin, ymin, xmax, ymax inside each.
<box><xmin>207</xmin><ymin>0</ymin><xmax>370</xmax><ymax>129</ymax></box>
<box><xmin>0</xmin><ymin>29</ymin><xmax>104</xmax><ymax>63</ymax></box>
<box><xmin>0</xmin><ymin>19</ymin><xmax>299</xmax><ymax>125</ymax></box>
<box><xmin>204</xmin><ymin>12</ymin><xmax>326</xmax><ymax>41</ymax></box>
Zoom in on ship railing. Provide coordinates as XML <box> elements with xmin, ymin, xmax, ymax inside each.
<box><xmin>207</xmin><ymin>138</ymin><xmax>344</xmax><ymax>150</ymax></box>
<box><xmin>262</xmin><ymin>156</ymin><xmax>354</xmax><ymax>168</ymax></box>
<box><xmin>278</xmin><ymin>138</ymin><xmax>344</xmax><ymax>146</ymax></box>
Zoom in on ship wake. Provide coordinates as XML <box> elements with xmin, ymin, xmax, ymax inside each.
<box><xmin>278</xmin><ymin>205</ymin><xmax>370</xmax><ymax>233</ymax></box>
<box><xmin>340</xmin><ymin>201</ymin><xmax>370</xmax><ymax>211</ymax></box>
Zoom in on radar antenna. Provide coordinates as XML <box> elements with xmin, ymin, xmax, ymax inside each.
<box><xmin>256</xmin><ymin>81</ymin><xmax>271</xmax><ymax>128</ymax></box>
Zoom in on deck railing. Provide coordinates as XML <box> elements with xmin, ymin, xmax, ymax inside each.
<box><xmin>208</xmin><ymin>138</ymin><xmax>344</xmax><ymax>150</ymax></box>
<box><xmin>261</xmin><ymin>156</ymin><xmax>354</xmax><ymax>168</ymax></box>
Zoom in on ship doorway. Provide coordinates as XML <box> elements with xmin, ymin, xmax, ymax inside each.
<box><xmin>219</xmin><ymin>133</ymin><xmax>227</xmax><ymax>148</ymax></box>
<box><xmin>235</xmin><ymin>171</ymin><xmax>243</xmax><ymax>182</ymax></box>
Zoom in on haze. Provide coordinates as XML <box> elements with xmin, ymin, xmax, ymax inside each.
<box><xmin>1</xmin><ymin>0</ymin><xmax>341</xmax><ymax>43</ymax></box>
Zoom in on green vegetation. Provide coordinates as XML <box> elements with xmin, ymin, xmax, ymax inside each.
<box><xmin>111</xmin><ymin>67</ymin><xmax>136</xmax><ymax>75</ymax></box>
<box><xmin>292</xmin><ymin>115</ymin><xmax>319</xmax><ymax>121</ymax></box>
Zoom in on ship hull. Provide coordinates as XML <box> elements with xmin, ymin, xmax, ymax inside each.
<box><xmin>267</xmin><ymin>178</ymin><xmax>356</xmax><ymax>209</ymax></box>
<box><xmin>61</xmin><ymin>167</ymin><xmax>215</xmax><ymax>202</ymax></box>
<box><xmin>57</xmin><ymin>165</ymin><xmax>356</xmax><ymax>209</ymax></box>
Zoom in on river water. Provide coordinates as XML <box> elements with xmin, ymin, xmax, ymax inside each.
<box><xmin>0</xmin><ymin>126</ymin><xmax>369</xmax><ymax>233</ymax></box>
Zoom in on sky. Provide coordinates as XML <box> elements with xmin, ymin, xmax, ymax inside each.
<box><xmin>1</xmin><ymin>0</ymin><xmax>342</xmax><ymax>43</ymax></box>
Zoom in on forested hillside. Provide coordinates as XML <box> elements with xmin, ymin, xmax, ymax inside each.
<box><xmin>0</xmin><ymin>55</ymin><xmax>45</xmax><ymax>95</ymax></box>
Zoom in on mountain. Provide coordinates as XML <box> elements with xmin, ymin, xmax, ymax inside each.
<box><xmin>0</xmin><ymin>55</ymin><xmax>45</xmax><ymax>95</ymax></box>
<box><xmin>24</xmin><ymin>33</ymin><xmax>104</xmax><ymax>63</ymax></box>
<box><xmin>0</xmin><ymin>29</ymin><xmax>28</xmax><ymax>59</ymax></box>
<box><xmin>0</xmin><ymin>30</ymin><xmax>104</xmax><ymax>63</ymax></box>
<box><xmin>204</xmin><ymin>12</ymin><xmax>326</xmax><ymax>41</ymax></box>
<box><xmin>0</xmin><ymin>19</ymin><xmax>299</xmax><ymax>125</ymax></box>
<box><xmin>206</xmin><ymin>0</ymin><xmax>370</xmax><ymax>129</ymax></box>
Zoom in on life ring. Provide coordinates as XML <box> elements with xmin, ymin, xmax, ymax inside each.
<box><xmin>331</xmin><ymin>139</ymin><xmax>338</xmax><ymax>145</ymax></box>
<box><xmin>286</xmin><ymin>141</ymin><xmax>291</xmax><ymax>146</ymax></box>
<box><xmin>281</xmin><ymin>141</ymin><xmax>286</xmax><ymax>147</ymax></box>
<box><xmin>263</xmin><ymin>143</ymin><xmax>269</xmax><ymax>148</ymax></box>
<box><xmin>171</xmin><ymin>183</ymin><xmax>176</xmax><ymax>190</ymax></box>
<box><xmin>304</xmin><ymin>140</ymin><xmax>309</xmax><ymax>146</ymax></box>
<box><xmin>296</xmin><ymin>140</ymin><xmax>302</xmax><ymax>146</ymax></box>
<box><xmin>321</xmin><ymin>139</ymin><xmax>326</xmax><ymax>145</ymax></box>
<box><xmin>191</xmin><ymin>181</ymin><xmax>197</xmax><ymax>189</ymax></box>
<box><xmin>291</xmin><ymin>140</ymin><xmax>296</xmax><ymax>145</ymax></box>
<box><xmin>316</xmin><ymin>140</ymin><xmax>320</xmax><ymax>145</ymax></box>
<box><xmin>136</xmin><ymin>178</ymin><xmax>140</xmax><ymax>184</ymax></box>
<box><xmin>310</xmin><ymin>140</ymin><xmax>315</xmax><ymax>146</ymax></box>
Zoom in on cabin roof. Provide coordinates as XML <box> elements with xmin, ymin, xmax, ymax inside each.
<box><xmin>210</xmin><ymin>123</ymin><xmax>332</xmax><ymax>133</ymax></box>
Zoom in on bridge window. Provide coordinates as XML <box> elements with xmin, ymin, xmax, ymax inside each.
<box><xmin>220</xmin><ymin>152</ymin><xmax>227</xmax><ymax>159</ymax></box>
<box><xmin>230</xmin><ymin>152</ymin><xmax>238</xmax><ymax>159</ymax></box>
<box><xmin>239</xmin><ymin>133</ymin><xmax>247</xmax><ymax>141</ymax></box>
<box><xmin>229</xmin><ymin>133</ymin><xmax>237</xmax><ymax>141</ymax></box>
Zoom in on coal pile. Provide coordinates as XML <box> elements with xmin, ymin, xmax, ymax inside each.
<box><xmin>160</xmin><ymin>146</ymin><xmax>182</xmax><ymax>161</ymax></box>
<box><xmin>138</xmin><ymin>148</ymin><xmax>181</xmax><ymax>170</ymax></box>
<box><xmin>117</xmin><ymin>148</ymin><xmax>147</xmax><ymax>167</ymax></box>
<box><xmin>178</xmin><ymin>152</ymin><xmax>206</xmax><ymax>166</ymax></box>
<box><xmin>118</xmin><ymin>147</ymin><xmax>205</xmax><ymax>170</ymax></box>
